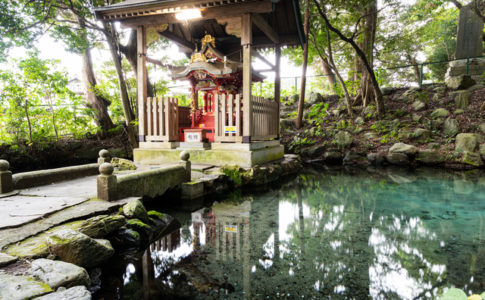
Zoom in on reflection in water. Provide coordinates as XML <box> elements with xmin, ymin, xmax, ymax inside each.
<box><xmin>108</xmin><ymin>168</ymin><xmax>485</xmax><ymax>299</ymax></box>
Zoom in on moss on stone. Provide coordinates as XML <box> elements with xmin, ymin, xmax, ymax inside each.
<box><xmin>147</xmin><ymin>210</ymin><xmax>166</xmax><ymax>221</ymax></box>
<box><xmin>126</xmin><ymin>219</ymin><xmax>151</xmax><ymax>230</ymax></box>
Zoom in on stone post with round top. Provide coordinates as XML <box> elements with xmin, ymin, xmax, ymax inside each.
<box><xmin>0</xmin><ymin>160</ymin><xmax>13</xmax><ymax>194</ymax></box>
<box><xmin>98</xmin><ymin>149</ymin><xmax>111</xmax><ymax>165</ymax></box>
<box><xmin>179</xmin><ymin>151</ymin><xmax>191</xmax><ymax>181</ymax></box>
<box><xmin>97</xmin><ymin>162</ymin><xmax>117</xmax><ymax>201</ymax></box>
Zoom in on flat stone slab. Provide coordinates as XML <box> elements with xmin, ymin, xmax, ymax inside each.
<box><xmin>0</xmin><ymin>253</ymin><xmax>17</xmax><ymax>267</ymax></box>
<box><xmin>0</xmin><ymin>196</ymin><xmax>88</xmax><ymax>229</ymax></box>
<box><xmin>34</xmin><ymin>285</ymin><xmax>91</xmax><ymax>300</ymax></box>
<box><xmin>0</xmin><ymin>273</ymin><xmax>53</xmax><ymax>299</ymax></box>
<box><xmin>29</xmin><ymin>258</ymin><xmax>90</xmax><ymax>289</ymax></box>
<box><xmin>191</xmin><ymin>164</ymin><xmax>215</xmax><ymax>172</ymax></box>
<box><xmin>0</xmin><ymin>198</ymin><xmax>134</xmax><ymax>248</ymax></box>
<box><xmin>20</xmin><ymin>176</ymin><xmax>97</xmax><ymax>198</ymax></box>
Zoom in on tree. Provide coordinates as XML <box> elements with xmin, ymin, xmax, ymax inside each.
<box><xmin>0</xmin><ymin>52</ymin><xmax>92</xmax><ymax>144</ymax></box>
<box><xmin>296</xmin><ymin>0</ymin><xmax>310</xmax><ymax>129</ymax></box>
<box><xmin>312</xmin><ymin>0</ymin><xmax>385</xmax><ymax>116</ymax></box>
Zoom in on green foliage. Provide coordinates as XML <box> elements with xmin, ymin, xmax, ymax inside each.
<box><xmin>0</xmin><ymin>52</ymin><xmax>96</xmax><ymax>145</ymax></box>
<box><xmin>222</xmin><ymin>165</ymin><xmax>244</xmax><ymax>186</ymax></box>
<box><xmin>307</xmin><ymin>102</ymin><xmax>329</xmax><ymax>125</ymax></box>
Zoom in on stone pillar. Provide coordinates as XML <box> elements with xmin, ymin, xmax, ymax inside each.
<box><xmin>455</xmin><ymin>4</ymin><xmax>483</xmax><ymax>59</ymax></box>
<box><xmin>98</xmin><ymin>149</ymin><xmax>111</xmax><ymax>164</ymax></box>
<box><xmin>179</xmin><ymin>151</ymin><xmax>191</xmax><ymax>181</ymax></box>
<box><xmin>0</xmin><ymin>160</ymin><xmax>13</xmax><ymax>194</ymax></box>
<box><xmin>97</xmin><ymin>163</ymin><xmax>117</xmax><ymax>201</ymax></box>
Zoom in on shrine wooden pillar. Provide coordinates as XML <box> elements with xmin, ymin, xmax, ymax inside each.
<box><xmin>137</xmin><ymin>25</ymin><xmax>147</xmax><ymax>142</ymax></box>
<box><xmin>275</xmin><ymin>45</ymin><xmax>281</xmax><ymax>139</ymax></box>
<box><xmin>242</xmin><ymin>14</ymin><xmax>253</xmax><ymax>143</ymax></box>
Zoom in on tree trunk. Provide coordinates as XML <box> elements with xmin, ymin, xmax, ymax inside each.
<box><xmin>321</xmin><ymin>57</ymin><xmax>337</xmax><ymax>93</ymax></box>
<box><xmin>77</xmin><ymin>17</ymin><xmax>114</xmax><ymax>134</ymax></box>
<box><xmin>24</xmin><ymin>102</ymin><xmax>33</xmax><ymax>144</ymax></box>
<box><xmin>296</xmin><ymin>0</ymin><xmax>310</xmax><ymax>129</ymax></box>
<box><xmin>360</xmin><ymin>1</ymin><xmax>378</xmax><ymax>108</ymax></box>
<box><xmin>47</xmin><ymin>93</ymin><xmax>59</xmax><ymax>140</ymax></box>
<box><xmin>103</xmin><ymin>21</ymin><xmax>138</xmax><ymax>149</ymax></box>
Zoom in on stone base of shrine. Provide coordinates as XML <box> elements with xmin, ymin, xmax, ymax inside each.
<box><xmin>133</xmin><ymin>141</ymin><xmax>284</xmax><ymax>168</ymax></box>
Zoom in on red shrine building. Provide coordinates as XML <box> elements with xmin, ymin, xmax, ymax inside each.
<box><xmin>95</xmin><ymin>0</ymin><xmax>304</xmax><ymax>167</ymax></box>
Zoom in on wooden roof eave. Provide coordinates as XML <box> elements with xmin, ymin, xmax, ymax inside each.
<box><xmin>94</xmin><ymin>0</ymin><xmax>264</xmax><ymax>21</ymax></box>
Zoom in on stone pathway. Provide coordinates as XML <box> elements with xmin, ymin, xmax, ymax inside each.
<box><xmin>0</xmin><ymin>176</ymin><xmax>98</xmax><ymax>229</ymax></box>
<box><xmin>0</xmin><ymin>164</ymin><xmax>215</xmax><ymax>247</ymax></box>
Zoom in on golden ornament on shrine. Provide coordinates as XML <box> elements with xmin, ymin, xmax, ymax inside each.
<box><xmin>201</xmin><ymin>34</ymin><xmax>216</xmax><ymax>48</ymax></box>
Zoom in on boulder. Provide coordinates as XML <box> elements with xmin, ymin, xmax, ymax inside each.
<box><xmin>323</xmin><ymin>152</ymin><xmax>343</xmax><ymax>164</ymax></box>
<box><xmin>343</xmin><ymin>151</ymin><xmax>368</xmax><ymax>166</ymax></box>
<box><xmin>412</xmin><ymin>100</ymin><xmax>426</xmax><ymax>111</ymax></box>
<box><xmin>363</xmin><ymin>132</ymin><xmax>377</xmax><ymax>139</ymax></box>
<box><xmin>367</xmin><ymin>152</ymin><xmax>386</xmax><ymax>166</ymax></box>
<box><xmin>288</xmin><ymin>94</ymin><xmax>299</xmax><ymax>105</ymax></box>
<box><xmin>411</xmin><ymin>114</ymin><xmax>422</xmax><ymax>122</ymax></box>
<box><xmin>480</xmin><ymin>144</ymin><xmax>485</xmax><ymax>158</ymax></box>
<box><xmin>78</xmin><ymin>215</ymin><xmax>126</xmax><ymax>238</ymax></box>
<box><xmin>443</xmin><ymin>118</ymin><xmax>459</xmax><ymax>137</ymax></box>
<box><xmin>280</xmin><ymin>119</ymin><xmax>295</xmax><ymax>129</ymax></box>
<box><xmin>34</xmin><ymin>286</ymin><xmax>91</xmax><ymax>300</ymax></box>
<box><xmin>355</xmin><ymin>116</ymin><xmax>364</xmax><ymax>124</ymax></box>
<box><xmin>363</xmin><ymin>105</ymin><xmax>376</xmax><ymax>117</ymax></box>
<box><xmin>454</xmin><ymin>90</ymin><xmax>470</xmax><ymax>109</ymax></box>
<box><xmin>462</xmin><ymin>151</ymin><xmax>484</xmax><ymax>167</ymax></box>
<box><xmin>0</xmin><ymin>253</ymin><xmax>17</xmax><ymax>267</ymax></box>
<box><xmin>415</xmin><ymin>149</ymin><xmax>444</xmax><ymax>165</ymax></box>
<box><xmin>413</xmin><ymin>128</ymin><xmax>431</xmax><ymax>141</ymax></box>
<box><xmin>47</xmin><ymin>229</ymin><xmax>114</xmax><ymax>268</ymax></box>
<box><xmin>334</xmin><ymin>131</ymin><xmax>353</xmax><ymax>149</ymax></box>
<box><xmin>445</xmin><ymin>75</ymin><xmax>476</xmax><ymax>90</ymax></box>
<box><xmin>123</xmin><ymin>199</ymin><xmax>149</xmax><ymax>223</ymax></box>
<box><xmin>111</xmin><ymin>158</ymin><xmax>136</xmax><ymax>171</ymax></box>
<box><xmin>479</xmin><ymin>123</ymin><xmax>485</xmax><ymax>134</ymax></box>
<box><xmin>456</xmin><ymin>133</ymin><xmax>478</xmax><ymax>153</ymax></box>
<box><xmin>389</xmin><ymin>143</ymin><xmax>417</xmax><ymax>155</ymax></box>
<box><xmin>110</xmin><ymin>228</ymin><xmax>141</xmax><ymax>249</ymax></box>
<box><xmin>307</xmin><ymin>144</ymin><xmax>326</xmax><ymax>158</ymax></box>
<box><xmin>308</xmin><ymin>92</ymin><xmax>324</xmax><ymax>105</ymax></box>
<box><xmin>430</xmin><ymin>108</ymin><xmax>450</xmax><ymax>119</ymax></box>
<box><xmin>0</xmin><ymin>273</ymin><xmax>53</xmax><ymax>300</ymax></box>
<box><xmin>401</xmin><ymin>88</ymin><xmax>420</xmax><ymax>102</ymax></box>
<box><xmin>386</xmin><ymin>153</ymin><xmax>409</xmax><ymax>165</ymax></box>
<box><xmin>29</xmin><ymin>259</ymin><xmax>90</xmax><ymax>289</ymax></box>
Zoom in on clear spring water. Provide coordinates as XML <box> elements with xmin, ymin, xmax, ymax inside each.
<box><xmin>96</xmin><ymin>167</ymin><xmax>485</xmax><ymax>299</ymax></box>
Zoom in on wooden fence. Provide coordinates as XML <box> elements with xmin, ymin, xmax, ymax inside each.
<box><xmin>144</xmin><ymin>97</ymin><xmax>178</xmax><ymax>142</ymax></box>
<box><xmin>251</xmin><ymin>96</ymin><xmax>279</xmax><ymax>141</ymax></box>
<box><xmin>214</xmin><ymin>94</ymin><xmax>278</xmax><ymax>142</ymax></box>
<box><xmin>214</xmin><ymin>94</ymin><xmax>243</xmax><ymax>142</ymax></box>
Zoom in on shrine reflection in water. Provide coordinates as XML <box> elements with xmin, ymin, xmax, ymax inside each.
<box><xmin>107</xmin><ymin>167</ymin><xmax>485</xmax><ymax>299</ymax></box>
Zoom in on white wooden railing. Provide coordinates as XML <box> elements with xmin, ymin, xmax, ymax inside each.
<box><xmin>144</xmin><ymin>97</ymin><xmax>178</xmax><ymax>142</ymax></box>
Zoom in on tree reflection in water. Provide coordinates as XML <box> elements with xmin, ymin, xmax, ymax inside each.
<box><xmin>111</xmin><ymin>167</ymin><xmax>485</xmax><ymax>300</ymax></box>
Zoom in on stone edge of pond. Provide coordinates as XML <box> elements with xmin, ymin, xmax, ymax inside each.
<box><xmin>0</xmin><ymin>155</ymin><xmax>303</xmax><ymax>299</ymax></box>
<box><xmin>301</xmin><ymin>142</ymin><xmax>485</xmax><ymax>171</ymax></box>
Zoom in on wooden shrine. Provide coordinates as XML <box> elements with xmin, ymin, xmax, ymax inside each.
<box><xmin>95</xmin><ymin>0</ymin><xmax>304</xmax><ymax>167</ymax></box>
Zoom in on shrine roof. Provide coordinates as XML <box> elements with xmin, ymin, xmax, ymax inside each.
<box><xmin>95</xmin><ymin>0</ymin><xmax>305</xmax><ymax>52</ymax></box>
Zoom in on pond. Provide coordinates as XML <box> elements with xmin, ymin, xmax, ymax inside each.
<box><xmin>94</xmin><ymin>167</ymin><xmax>485</xmax><ymax>299</ymax></box>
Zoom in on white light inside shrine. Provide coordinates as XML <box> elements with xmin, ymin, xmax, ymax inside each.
<box><xmin>175</xmin><ymin>9</ymin><xmax>201</xmax><ymax>21</ymax></box>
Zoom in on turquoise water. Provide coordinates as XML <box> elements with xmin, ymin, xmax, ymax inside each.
<box><xmin>98</xmin><ymin>167</ymin><xmax>485</xmax><ymax>299</ymax></box>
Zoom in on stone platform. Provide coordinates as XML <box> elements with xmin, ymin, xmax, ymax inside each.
<box><xmin>134</xmin><ymin>141</ymin><xmax>284</xmax><ymax>168</ymax></box>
